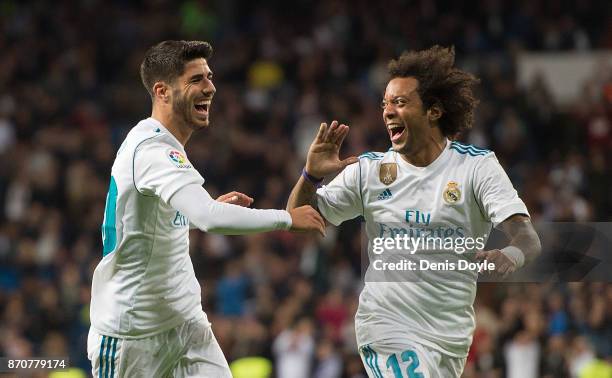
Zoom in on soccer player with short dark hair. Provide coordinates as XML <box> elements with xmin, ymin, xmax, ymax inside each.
<box><xmin>287</xmin><ymin>46</ymin><xmax>541</xmax><ymax>377</ymax></box>
<box><xmin>88</xmin><ymin>40</ymin><xmax>325</xmax><ymax>377</ymax></box>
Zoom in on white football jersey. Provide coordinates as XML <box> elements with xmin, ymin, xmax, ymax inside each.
<box><xmin>90</xmin><ymin>117</ymin><xmax>207</xmax><ymax>338</ymax></box>
<box><xmin>316</xmin><ymin>140</ymin><xmax>528</xmax><ymax>357</ymax></box>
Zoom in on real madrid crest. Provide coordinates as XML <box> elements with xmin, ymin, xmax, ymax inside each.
<box><xmin>443</xmin><ymin>181</ymin><xmax>461</xmax><ymax>204</ymax></box>
<box><xmin>379</xmin><ymin>163</ymin><xmax>398</xmax><ymax>185</ymax></box>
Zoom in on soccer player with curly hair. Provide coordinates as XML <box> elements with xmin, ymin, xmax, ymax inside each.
<box><xmin>288</xmin><ymin>46</ymin><xmax>541</xmax><ymax>377</ymax></box>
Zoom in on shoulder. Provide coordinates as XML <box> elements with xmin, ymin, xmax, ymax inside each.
<box><xmin>358</xmin><ymin>151</ymin><xmax>386</xmax><ymax>161</ymax></box>
<box><xmin>356</xmin><ymin>149</ymin><xmax>399</xmax><ymax>176</ymax></box>
<box><xmin>448</xmin><ymin>141</ymin><xmax>497</xmax><ymax>171</ymax></box>
<box><xmin>130</xmin><ymin>127</ymin><xmax>181</xmax><ymax>158</ymax></box>
<box><xmin>358</xmin><ymin>149</ymin><xmax>395</xmax><ymax>166</ymax></box>
<box><xmin>447</xmin><ymin>142</ymin><xmax>502</xmax><ymax>182</ymax></box>
<box><xmin>136</xmin><ymin>133</ymin><xmax>176</xmax><ymax>153</ymax></box>
<box><xmin>356</xmin><ymin>150</ymin><xmax>390</xmax><ymax>176</ymax></box>
<box><xmin>122</xmin><ymin>119</ymin><xmax>179</xmax><ymax>150</ymax></box>
<box><xmin>448</xmin><ymin>140</ymin><xmax>493</xmax><ymax>158</ymax></box>
<box><xmin>126</xmin><ymin>122</ymin><xmax>186</xmax><ymax>168</ymax></box>
<box><xmin>120</xmin><ymin>120</ymin><xmax>162</xmax><ymax>152</ymax></box>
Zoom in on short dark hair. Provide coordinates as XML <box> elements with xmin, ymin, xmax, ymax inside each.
<box><xmin>388</xmin><ymin>46</ymin><xmax>479</xmax><ymax>139</ymax></box>
<box><xmin>140</xmin><ymin>40</ymin><xmax>213</xmax><ymax>97</ymax></box>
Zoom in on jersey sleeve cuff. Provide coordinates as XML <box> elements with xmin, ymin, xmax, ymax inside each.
<box><xmin>278</xmin><ymin>210</ymin><xmax>292</xmax><ymax>230</ymax></box>
<box><xmin>491</xmin><ymin>202</ymin><xmax>530</xmax><ymax>228</ymax></box>
<box><xmin>315</xmin><ymin>192</ymin><xmax>342</xmax><ymax>227</ymax></box>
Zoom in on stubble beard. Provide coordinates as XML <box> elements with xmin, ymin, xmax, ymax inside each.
<box><xmin>172</xmin><ymin>92</ymin><xmax>206</xmax><ymax>132</ymax></box>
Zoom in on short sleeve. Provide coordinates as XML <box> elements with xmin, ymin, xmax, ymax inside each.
<box><xmin>316</xmin><ymin>162</ymin><xmax>363</xmax><ymax>226</ymax></box>
<box><xmin>473</xmin><ymin>154</ymin><xmax>529</xmax><ymax>227</ymax></box>
<box><xmin>134</xmin><ymin>140</ymin><xmax>204</xmax><ymax>203</ymax></box>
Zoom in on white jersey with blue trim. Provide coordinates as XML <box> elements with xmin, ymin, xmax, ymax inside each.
<box><xmin>90</xmin><ymin>117</ymin><xmax>206</xmax><ymax>338</ymax></box>
<box><xmin>316</xmin><ymin>139</ymin><xmax>529</xmax><ymax>357</ymax></box>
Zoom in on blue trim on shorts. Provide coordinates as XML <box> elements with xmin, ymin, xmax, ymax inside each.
<box><xmin>98</xmin><ymin>336</ymin><xmax>118</xmax><ymax>378</ymax></box>
<box><xmin>366</xmin><ymin>345</ymin><xmax>383</xmax><ymax>378</ymax></box>
<box><xmin>98</xmin><ymin>336</ymin><xmax>106</xmax><ymax>378</ymax></box>
<box><xmin>104</xmin><ymin>337</ymin><xmax>113</xmax><ymax>378</ymax></box>
<box><xmin>362</xmin><ymin>345</ymin><xmax>383</xmax><ymax>378</ymax></box>
<box><xmin>109</xmin><ymin>337</ymin><xmax>118</xmax><ymax>377</ymax></box>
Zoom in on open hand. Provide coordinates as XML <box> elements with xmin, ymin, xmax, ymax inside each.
<box><xmin>216</xmin><ymin>191</ymin><xmax>254</xmax><ymax>207</ymax></box>
<box><xmin>305</xmin><ymin>120</ymin><xmax>358</xmax><ymax>179</ymax></box>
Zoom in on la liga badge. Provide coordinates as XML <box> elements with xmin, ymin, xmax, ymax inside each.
<box><xmin>167</xmin><ymin>149</ymin><xmax>192</xmax><ymax>169</ymax></box>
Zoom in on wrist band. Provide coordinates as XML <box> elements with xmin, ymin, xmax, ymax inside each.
<box><xmin>302</xmin><ymin>168</ymin><xmax>323</xmax><ymax>188</ymax></box>
<box><xmin>500</xmin><ymin>246</ymin><xmax>525</xmax><ymax>268</ymax></box>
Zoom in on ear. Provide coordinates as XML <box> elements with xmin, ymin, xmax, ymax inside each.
<box><xmin>427</xmin><ymin>103</ymin><xmax>443</xmax><ymax>122</ymax></box>
<box><xmin>152</xmin><ymin>82</ymin><xmax>170</xmax><ymax>103</ymax></box>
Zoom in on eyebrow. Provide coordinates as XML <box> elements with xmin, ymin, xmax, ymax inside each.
<box><xmin>189</xmin><ymin>70</ymin><xmax>213</xmax><ymax>79</ymax></box>
<box><xmin>382</xmin><ymin>95</ymin><xmax>410</xmax><ymax>101</ymax></box>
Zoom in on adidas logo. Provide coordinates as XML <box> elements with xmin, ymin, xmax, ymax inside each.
<box><xmin>377</xmin><ymin>188</ymin><xmax>393</xmax><ymax>200</ymax></box>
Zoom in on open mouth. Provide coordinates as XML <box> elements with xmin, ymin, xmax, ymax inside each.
<box><xmin>388</xmin><ymin>124</ymin><xmax>406</xmax><ymax>142</ymax></box>
<box><xmin>194</xmin><ymin>101</ymin><xmax>210</xmax><ymax>115</ymax></box>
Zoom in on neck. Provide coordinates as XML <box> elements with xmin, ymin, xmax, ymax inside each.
<box><xmin>151</xmin><ymin>107</ymin><xmax>192</xmax><ymax>146</ymax></box>
<box><xmin>399</xmin><ymin>133</ymin><xmax>447</xmax><ymax>167</ymax></box>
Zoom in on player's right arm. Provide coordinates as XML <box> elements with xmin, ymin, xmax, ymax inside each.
<box><xmin>287</xmin><ymin>120</ymin><xmax>358</xmax><ymax>211</ymax></box>
<box><xmin>473</xmin><ymin>154</ymin><xmax>541</xmax><ymax>277</ymax></box>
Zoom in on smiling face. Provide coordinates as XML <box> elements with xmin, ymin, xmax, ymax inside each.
<box><xmin>382</xmin><ymin>77</ymin><xmax>432</xmax><ymax>154</ymax></box>
<box><xmin>170</xmin><ymin>58</ymin><xmax>216</xmax><ymax>130</ymax></box>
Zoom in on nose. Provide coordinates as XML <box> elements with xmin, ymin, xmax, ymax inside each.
<box><xmin>383</xmin><ymin>103</ymin><xmax>396</xmax><ymax>122</ymax></box>
<box><xmin>203</xmin><ymin>79</ymin><xmax>216</xmax><ymax>97</ymax></box>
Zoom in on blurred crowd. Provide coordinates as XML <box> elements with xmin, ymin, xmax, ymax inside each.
<box><xmin>0</xmin><ymin>0</ymin><xmax>611</xmax><ymax>377</ymax></box>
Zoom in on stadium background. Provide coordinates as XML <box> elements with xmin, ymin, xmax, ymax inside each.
<box><xmin>0</xmin><ymin>0</ymin><xmax>610</xmax><ymax>377</ymax></box>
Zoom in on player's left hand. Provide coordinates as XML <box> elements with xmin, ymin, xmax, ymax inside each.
<box><xmin>475</xmin><ymin>249</ymin><xmax>517</xmax><ymax>279</ymax></box>
<box><xmin>216</xmin><ymin>191</ymin><xmax>254</xmax><ymax>207</ymax></box>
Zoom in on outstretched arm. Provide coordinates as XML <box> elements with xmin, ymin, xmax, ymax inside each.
<box><xmin>190</xmin><ymin>191</ymin><xmax>254</xmax><ymax>229</ymax></box>
<box><xmin>287</xmin><ymin>120</ymin><xmax>358</xmax><ymax>211</ymax></box>
<box><xmin>132</xmin><ymin>140</ymin><xmax>325</xmax><ymax>236</ymax></box>
<box><xmin>171</xmin><ymin>184</ymin><xmax>326</xmax><ymax>236</ymax></box>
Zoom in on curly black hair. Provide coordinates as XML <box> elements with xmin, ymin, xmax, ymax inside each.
<box><xmin>388</xmin><ymin>46</ymin><xmax>480</xmax><ymax>139</ymax></box>
<box><xmin>140</xmin><ymin>40</ymin><xmax>213</xmax><ymax>98</ymax></box>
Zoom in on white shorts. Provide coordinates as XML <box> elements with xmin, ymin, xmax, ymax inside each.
<box><xmin>358</xmin><ymin>340</ymin><xmax>466</xmax><ymax>378</ymax></box>
<box><xmin>87</xmin><ymin>318</ymin><xmax>231</xmax><ymax>378</ymax></box>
